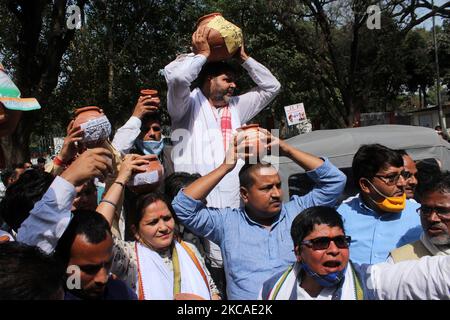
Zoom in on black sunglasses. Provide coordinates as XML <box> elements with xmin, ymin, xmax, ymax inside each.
<box><xmin>301</xmin><ymin>235</ymin><xmax>351</xmax><ymax>250</ymax></box>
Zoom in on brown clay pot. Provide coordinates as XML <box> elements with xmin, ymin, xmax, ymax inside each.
<box><xmin>128</xmin><ymin>155</ymin><xmax>164</xmax><ymax>194</ymax></box>
<box><xmin>73</xmin><ymin>106</ymin><xmax>103</xmax><ymax>128</ymax></box>
<box><xmin>196</xmin><ymin>13</ymin><xmax>242</xmax><ymax>61</ymax></box>
<box><xmin>238</xmin><ymin>123</ymin><xmax>265</xmax><ymax>161</ymax></box>
<box><xmin>140</xmin><ymin>89</ymin><xmax>158</xmax><ymax>97</ymax></box>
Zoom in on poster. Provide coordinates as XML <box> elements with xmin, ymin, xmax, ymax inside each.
<box><xmin>284</xmin><ymin>103</ymin><xmax>306</xmax><ymax>126</ymax></box>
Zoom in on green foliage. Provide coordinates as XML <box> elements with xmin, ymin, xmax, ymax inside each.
<box><xmin>0</xmin><ymin>0</ymin><xmax>449</xmax><ymax>162</ymax></box>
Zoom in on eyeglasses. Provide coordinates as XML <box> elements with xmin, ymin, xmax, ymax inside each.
<box><xmin>374</xmin><ymin>170</ymin><xmax>410</xmax><ymax>186</ymax></box>
<box><xmin>150</xmin><ymin>126</ymin><xmax>161</xmax><ymax>132</ymax></box>
<box><xmin>300</xmin><ymin>235</ymin><xmax>351</xmax><ymax>250</ymax></box>
<box><xmin>416</xmin><ymin>206</ymin><xmax>450</xmax><ymax>220</ymax></box>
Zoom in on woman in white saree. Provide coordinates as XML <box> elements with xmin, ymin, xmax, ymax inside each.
<box><xmin>96</xmin><ymin>154</ymin><xmax>220</xmax><ymax>300</ymax></box>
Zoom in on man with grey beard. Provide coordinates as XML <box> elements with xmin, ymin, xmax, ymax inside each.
<box><xmin>389</xmin><ymin>171</ymin><xmax>450</xmax><ymax>262</ymax></box>
<box><xmin>164</xmin><ymin>26</ymin><xmax>280</xmax><ymax>297</ymax></box>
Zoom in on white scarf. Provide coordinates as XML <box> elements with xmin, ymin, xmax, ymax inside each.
<box><xmin>267</xmin><ymin>263</ymin><xmax>358</xmax><ymax>300</ymax></box>
<box><xmin>135</xmin><ymin>241</ymin><xmax>211</xmax><ymax>300</ymax></box>
<box><xmin>420</xmin><ymin>233</ymin><xmax>450</xmax><ymax>256</ymax></box>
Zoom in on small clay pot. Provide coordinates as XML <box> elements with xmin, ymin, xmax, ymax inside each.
<box><xmin>140</xmin><ymin>89</ymin><xmax>158</xmax><ymax>97</ymax></box>
<box><xmin>128</xmin><ymin>155</ymin><xmax>164</xmax><ymax>194</ymax></box>
<box><xmin>73</xmin><ymin>106</ymin><xmax>103</xmax><ymax>128</ymax></box>
<box><xmin>238</xmin><ymin>123</ymin><xmax>265</xmax><ymax>161</ymax></box>
<box><xmin>195</xmin><ymin>13</ymin><xmax>242</xmax><ymax>61</ymax></box>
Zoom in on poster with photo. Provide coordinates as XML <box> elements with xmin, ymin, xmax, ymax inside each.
<box><xmin>284</xmin><ymin>103</ymin><xmax>306</xmax><ymax>126</ymax></box>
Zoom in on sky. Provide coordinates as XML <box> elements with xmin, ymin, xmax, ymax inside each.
<box><xmin>416</xmin><ymin>0</ymin><xmax>447</xmax><ymax>29</ymax></box>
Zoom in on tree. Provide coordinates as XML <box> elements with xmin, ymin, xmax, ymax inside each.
<box><xmin>0</xmin><ymin>0</ymin><xmax>87</xmax><ymax>165</ymax></box>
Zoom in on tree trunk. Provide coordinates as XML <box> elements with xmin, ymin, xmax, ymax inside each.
<box><xmin>0</xmin><ymin>0</ymin><xmax>85</xmax><ymax>167</ymax></box>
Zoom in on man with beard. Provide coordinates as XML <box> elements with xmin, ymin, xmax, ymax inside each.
<box><xmin>389</xmin><ymin>171</ymin><xmax>450</xmax><ymax>262</ymax></box>
<box><xmin>172</xmin><ymin>131</ymin><xmax>346</xmax><ymax>299</ymax></box>
<box><xmin>396</xmin><ymin>150</ymin><xmax>418</xmax><ymax>200</ymax></box>
<box><xmin>337</xmin><ymin>144</ymin><xmax>422</xmax><ymax>265</ymax></box>
<box><xmin>164</xmin><ymin>25</ymin><xmax>281</xmax><ymax>293</ymax></box>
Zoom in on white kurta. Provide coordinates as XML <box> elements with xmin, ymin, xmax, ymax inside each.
<box><xmin>164</xmin><ymin>53</ymin><xmax>281</xmax><ymax>266</ymax></box>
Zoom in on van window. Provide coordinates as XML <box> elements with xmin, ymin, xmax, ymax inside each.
<box><xmin>288</xmin><ymin>167</ymin><xmax>358</xmax><ymax>205</ymax></box>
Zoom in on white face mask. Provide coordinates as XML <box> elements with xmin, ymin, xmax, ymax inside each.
<box><xmin>80</xmin><ymin>115</ymin><xmax>112</xmax><ymax>147</ymax></box>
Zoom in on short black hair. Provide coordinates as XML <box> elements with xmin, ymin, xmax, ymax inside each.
<box><xmin>352</xmin><ymin>144</ymin><xmax>403</xmax><ymax>189</ymax></box>
<box><xmin>396</xmin><ymin>149</ymin><xmax>408</xmax><ymax>157</ymax></box>
<box><xmin>416</xmin><ymin>171</ymin><xmax>450</xmax><ymax>202</ymax></box>
<box><xmin>239</xmin><ymin>163</ymin><xmax>275</xmax><ymax>189</ymax></box>
<box><xmin>415</xmin><ymin>158</ymin><xmax>442</xmax><ymax>199</ymax></box>
<box><xmin>164</xmin><ymin>172</ymin><xmax>201</xmax><ymax>203</ymax></box>
<box><xmin>54</xmin><ymin>210</ymin><xmax>112</xmax><ymax>267</ymax></box>
<box><xmin>0</xmin><ymin>169</ymin><xmax>54</xmax><ymax>231</ymax></box>
<box><xmin>1</xmin><ymin>168</ymin><xmax>14</xmax><ymax>186</ymax></box>
<box><xmin>291</xmin><ymin>206</ymin><xmax>345</xmax><ymax>248</ymax></box>
<box><xmin>131</xmin><ymin>192</ymin><xmax>174</xmax><ymax>232</ymax></box>
<box><xmin>0</xmin><ymin>242</ymin><xmax>65</xmax><ymax>300</ymax></box>
<box><xmin>141</xmin><ymin>112</ymin><xmax>162</xmax><ymax>131</ymax></box>
<box><xmin>196</xmin><ymin>61</ymin><xmax>236</xmax><ymax>87</ymax></box>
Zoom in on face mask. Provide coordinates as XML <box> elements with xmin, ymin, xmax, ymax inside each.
<box><xmin>80</xmin><ymin>115</ymin><xmax>111</xmax><ymax>148</ymax></box>
<box><xmin>136</xmin><ymin>138</ymin><xmax>164</xmax><ymax>156</ymax></box>
<box><xmin>364</xmin><ymin>179</ymin><xmax>406</xmax><ymax>213</ymax></box>
<box><xmin>301</xmin><ymin>261</ymin><xmax>346</xmax><ymax>288</ymax></box>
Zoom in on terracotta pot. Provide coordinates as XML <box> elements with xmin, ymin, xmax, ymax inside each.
<box><xmin>238</xmin><ymin>123</ymin><xmax>265</xmax><ymax>161</ymax></box>
<box><xmin>196</xmin><ymin>13</ymin><xmax>243</xmax><ymax>61</ymax></box>
<box><xmin>73</xmin><ymin>106</ymin><xmax>103</xmax><ymax>128</ymax></box>
<box><xmin>140</xmin><ymin>89</ymin><xmax>158</xmax><ymax>97</ymax></box>
<box><xmin>128</xmin><ymin>155</ymin><xmax>164</xmax><ymax>194</ymax></box>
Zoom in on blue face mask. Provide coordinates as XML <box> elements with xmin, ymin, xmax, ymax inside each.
<box><xmin>136</xmin><ymin>138</ymin><xmax>164</xmax><ymax>156</ymax></box>
<box><xmin>301</xmin><ymin>261</ymin><xmax>347</xmax><ymax>287</ymax></box>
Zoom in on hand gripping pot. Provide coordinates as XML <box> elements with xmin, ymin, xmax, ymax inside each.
<box><xmin>237</xmin><ymin>124</ymin><xmax>266</xmax><ymax>162</ymax></box>
<box><xmin>127</xmin><ymin>155</ymin><xmax>164</xmax><ymax>194</ymax></box>
<box><xmin>195</xmin><ymin>13</ymin><xmax>243</xmax><ymax>61</ymax></box>
<box><xmin>140</xmin><ymin>89</ymin><xmax>159</xmax><ymax>110</ymax></box>
<box><xmin>73</xmin><ymin>106</ymin><xmax>112</xmax><ymax>147</ymax></box>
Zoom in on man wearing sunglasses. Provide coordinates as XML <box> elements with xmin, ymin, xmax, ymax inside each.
<box><xmin>173</xmin><ymin>132</ymin><xmax>346</xmax><ymax>300</ymax></box>
<box><xmin>389</xmin><ymin>171</ymin><xmax>450</xmax><ymax>262</ymax></box>
<box><xmin>260</xmin><ymin>206</ymin><xmax>449</xmax><ymax>300</ymax></box>
<box><xmin>337</xmin><ymin>144</ymin><xmax>421</xmax><ymax>265</ymax></box>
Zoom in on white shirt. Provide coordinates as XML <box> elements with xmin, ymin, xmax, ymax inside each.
<box><xmin>164</xmin><ymin>53</ymin><xmax>280</xmax><ymax>267</ymax></box>
<box><xmin>17</xmin><ymin>176</ymin><xmax>75</xmax><ymax>254</ymax></box>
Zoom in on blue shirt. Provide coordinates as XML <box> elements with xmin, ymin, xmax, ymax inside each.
<box><xmin>337</xmin><ymin>195</ymin><xmax>421</xmax><ymax>265</ymax></box>
<box><xmin>172</xmin><ymin>159</ymin><xmax>346</xmax><ymax>300</ymax></box>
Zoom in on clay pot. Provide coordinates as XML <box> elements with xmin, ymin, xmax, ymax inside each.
<box><xmin>140</xmin><ymin>89</ymin><xmax>158</xmax><ymax>97</ymax></box>
<box><xmin>238</xmin><ymin>123</ymin><xmax>266</xmax><ymax>162</ymax></box>
<box><xmin>196</xmin><ymin>13</ymin><xmax>243</xmax><ymax>61</ymax></box>
<box><xmin>73</xmin><ymin>106</ymin><xmax>103</xmax><ymax>128</ymax></box>
<box><xmin>128</xmin><ymin>155</ymin><xmax>164</xmax><ymax>194</ymax></box>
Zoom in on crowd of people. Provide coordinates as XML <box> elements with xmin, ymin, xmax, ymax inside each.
<box><xmin>0</xmin><ymin>27</ymin><xmax>449</xmax><ymax>300</ymax></box>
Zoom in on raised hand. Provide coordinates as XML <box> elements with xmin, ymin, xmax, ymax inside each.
<box><xmin>132</xmin><ymin>96</ymin><xmax>160</xmax><ymax>119</ymax></box>
<box><xmin>233</xmin><ymin>38</ymin><xmax>249</xmax><ymax>63</ymax></box>
<box><xmin>116</xmin><ymin>154</ymin><xmax>151</xmax><ymax>184</ymax></box>
<box><xmin>58</xmin><ymin>120</ymin><xmax>84</xmax><ymax>163</ymax></box>
<box><xmin>192</xmin><ymin>26</ymin><xmax>211</xmax><ymax>58</ymax></box>
<box><xmin>60</xmin><ymin>148</ymin><xmax>113</xmax><ymax>187</ymax></box>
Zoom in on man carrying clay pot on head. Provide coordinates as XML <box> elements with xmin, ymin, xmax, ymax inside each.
<box><xmin>164</xmin><ymin>16</ymin><xmax>281</xmax><ymax>298</ymax></box>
